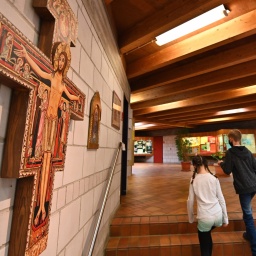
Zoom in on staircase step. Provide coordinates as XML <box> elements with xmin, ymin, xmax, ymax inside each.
<box><xmin>105</xmin><ymin>231</ymin><xmax>251</xmax><ymax>256</ymax></box>
<box><xmin>110</xmin><ymin>214</ymin><xmax>248</xmax><ymax>237</ymax></box>
<box><xmin>107</xmin><ymin>213</ymin><xmax>255</xmax><ymax>255</ymax></box>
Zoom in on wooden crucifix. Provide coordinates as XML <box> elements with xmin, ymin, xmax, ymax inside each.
<box><xmin>0</xmin><ymin>1</ymin><xmax>85</xmax><ymax>255</ymax></box>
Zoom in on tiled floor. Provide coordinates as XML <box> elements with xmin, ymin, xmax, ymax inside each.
<box><xmin>115</xmin><ymin>163</ymin><xmax>256</xmax><ymax>217</ymax></box>
<box><xmin>105</xmin><ymin>163</ymin><xmax>254</xmax><ymax>255</ymax></box>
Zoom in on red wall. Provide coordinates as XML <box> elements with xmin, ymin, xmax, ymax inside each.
<box><xmin>154</xmin><ymin>136</ymin><xmax>163</xmax><ymax>163</ymax></box>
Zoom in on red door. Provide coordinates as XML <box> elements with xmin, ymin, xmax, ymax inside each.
<box><xmin>154</xmin><ymin>136</ymin><xmax>163</xmax><ymax>163</ymax></box>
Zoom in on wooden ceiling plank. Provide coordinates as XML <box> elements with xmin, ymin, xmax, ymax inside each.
<box><xmin>119</xmin><ymin>0</ymin><xmax>225</xmax><ymax>54</ymax></box>
<box><xmin>131</xmin><ymin>61</ymin><xmax>256</xmax><ymax>104</ymax></box>
<box><xmin>138</xmin><ymin>95</ymin><xmax>256</xmax><ymax>119</ymax></box>
<box><xmin>131</xmin><ymin>74</ymin><xmax>256</xmax><ymax>109</ymax></box>
<box><xmin>136</xmin><ymin>111</ymin><xmax>256</xmax><ymax>130</ymax></box>
<box><xmin>105</xmin><ymin>0</ymin><xmax>114</xmax><ymax>5</ymax></box>
<box><xmin>136</xmin><ymin>106</ymin><xmax>256</xmax><ymax>123</ymax></box>
<box><xmin>162</xmin><ymin>110</ymin><xmax>256</xmax><ymax>123</ymax></box>
<box><xmin>135</xmin><ymin>125</ymin><xmax>179</xmax><ymax>131</ymax></box>
<box><xmin>134</xmin><ymin>120</ymin><xmax>171</xmax><ymax>126</ymax></box>
<box><xmin>186</xmin><ymin>112</ymin><xmax>256</xmax><ymax>125</ymax></box>
<box><xmin>134</xmin><ymin>84</ymin><xmax>256</xmax><ymax>115</ymax></box>
<box><xmin>127</xmin><ymin>10</ymin><xmax>256</xmax><ymax>78</ymax></box>
<box><xmin>130</xmin><ymin>37</ymin><xmax>256</xmax><ymax>93</ymax></box>
<box><xmin>158</xmin><ymin>104</ymin><xmax>256</xmax><ymax>121</ymax></box>
<box><xmin>135</xmin><ymin>120</ymin><xmax>195</xmax><ymax>129</ymax></box>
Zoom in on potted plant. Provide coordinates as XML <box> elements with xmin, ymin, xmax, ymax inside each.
<box><xmin>175</xmin><ymin>133</ymin><xmax>192</xmax><ymax>171</ymax></box>
<box><xmin>211</xmin><ymin>152</ymin><xmax>229</xmax><ymax>176</ymax></box>
<box><xmin>211</xmin><ymin>151</ymin><xmax>224</xmax><ymax>161</ymax></box>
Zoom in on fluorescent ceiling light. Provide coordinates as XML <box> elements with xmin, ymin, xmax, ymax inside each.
<box><xmin>201</xmin><ymin>117</ymin><xmax>233</xmax><ymax>123</ymax></box>
<box><xmin>216</xmin><ymin>108</ymin><xmax>247</xmax><ymax>115</ymax></box>
<box><xmin>155</xmin><ymin>5</ymin><xmax>229</xmax><ymax>46</ymax></box>
<box><xmin>135</xmin><ymin>122</ymin><xmax>156</xmax><ymax>130</ymax></box>
<box><xmin>135</xmin><ymin>122</ymin><xmax>144</xmax><ymax>127</ymax></box>
<box><xmin>135</xmin><ymin>122</ymin><xmax>155</xmax><ymax>127</ymax></box>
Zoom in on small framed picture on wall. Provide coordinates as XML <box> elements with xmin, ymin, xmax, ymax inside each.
<box><xmin>111</xmin><ymin>91</ymin><xmax>121</xmax><ymax>130</ymax></box>
<box><xmin>88</xmin><ymin>92</ymin><xmax>101</xmax><ymax>149</ymax></box>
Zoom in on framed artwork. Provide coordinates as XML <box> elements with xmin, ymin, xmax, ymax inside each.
<box><xmin>88</xmin><ymin>91</ymin><xmax>101</xmax><ymax>149</ymax></box>
<box><xmin>0</xmin><ymin>11</ymin><xmax>85</xmax><ymax>256</ymax></box>
<box><xmin>111</xmin><ymin>91</ymin><xmax>121</xmax><ymax>130</ymax></box>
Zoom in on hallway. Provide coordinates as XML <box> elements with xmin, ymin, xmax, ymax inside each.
<box><xmin>106</xmin><ymin>163</ymin><xmax>255</xmax><ymax>255</ymax></box>
<box><xmin>116</xmin><ymin>163</ymin><xmax>249</xmax><ymax>217</ymax></box>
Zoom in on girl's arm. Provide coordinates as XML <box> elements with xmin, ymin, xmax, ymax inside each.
<box><xmin>216</xmin><ymin>179</ymin><xmax>229</xmax><ymax>225</ymax></box>
<box><xmin>187</xmin><ymin>182</ymin><xmax>195</xmax><ymax>223</ymax></box>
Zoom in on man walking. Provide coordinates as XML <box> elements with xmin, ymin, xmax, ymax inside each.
<box><xmin>218</xmin><ymin>129</ymin><xmax>256</xmax><ymax>256</ymax></box>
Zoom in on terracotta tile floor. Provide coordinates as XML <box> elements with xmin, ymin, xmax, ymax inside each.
<box><xmin>115</xmin><ymin>163</ymin><xmax>256</xmax><ymax>217</ymax></box>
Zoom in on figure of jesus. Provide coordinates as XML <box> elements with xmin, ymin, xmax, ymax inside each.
<box><xmin>15</xmin><ymin>42</ymin><xmax>80</xmax><ymax>226</ymax></box>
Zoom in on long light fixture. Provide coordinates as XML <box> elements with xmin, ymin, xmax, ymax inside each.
<box><xmin>135</xmin><ymin>122</ymin><xmax>156</xmax><ymax>130</ymax></box>
<box><xmin>155</xmin><ymin>5</ymin><xmax>230</xmax><ymax>46</ymax></box>
<box><xmin>216</xmin><ymin>108</ymin><xmax>247</xmax><ymax>115</ymax></box>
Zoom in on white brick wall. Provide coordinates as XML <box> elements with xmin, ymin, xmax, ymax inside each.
<box><xmin>0</xmin><ymin>0</ymin><xmax>128</xmax><ymax>255</ymax></box>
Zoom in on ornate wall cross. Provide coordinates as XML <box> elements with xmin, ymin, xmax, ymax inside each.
<box><xmin>0</xmin><ymin>1</ymin><xmax>85</xmax><ymax>255</ymax></box>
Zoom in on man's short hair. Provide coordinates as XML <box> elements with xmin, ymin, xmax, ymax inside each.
<box><xmin>228</xmin><ymin>129</ymin><xmax>242</xmax><ymax>142</ymax></box>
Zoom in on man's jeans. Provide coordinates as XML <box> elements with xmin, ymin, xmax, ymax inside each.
<box><xmin>239</xmin><ymin>192</ymin><xmax>256</xmax><ymax>256</ymax></box>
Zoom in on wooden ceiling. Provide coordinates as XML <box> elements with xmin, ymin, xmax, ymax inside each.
<box><xmin>104</xmin><ymin>0</ymin><xmax>256</xmax><ymax>132</ymax></box>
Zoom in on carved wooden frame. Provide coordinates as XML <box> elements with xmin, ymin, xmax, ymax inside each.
<box><xmin>88</xmin><ymin>91</ymin><xmax>101</xmax><ymax>149</ymax></box>
<box><xmin>111</xmin><ymin>91</ymin><xmax>122</xmax><ymax>130</ymax></box>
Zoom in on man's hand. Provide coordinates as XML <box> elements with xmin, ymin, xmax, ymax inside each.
<box><xmin>217</xmin><ymin>160</ymin><xmax>223</xmax><ymax>165</ymax></box>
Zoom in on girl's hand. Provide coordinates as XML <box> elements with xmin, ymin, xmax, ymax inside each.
<box><xmin>222</xmin><ymin>223</ymin><xmax>228</xmax><ymax>227</ymax></box>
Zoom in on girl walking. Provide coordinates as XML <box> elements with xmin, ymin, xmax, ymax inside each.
<box><xmin>187</xmin><ymin>155</ymin><xmax>229</xmax><ymax>256</ymax></box>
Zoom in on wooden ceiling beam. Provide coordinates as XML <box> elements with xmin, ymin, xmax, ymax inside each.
<box><xmin>134</xmin><ymin>120</ymin><xmax>171</xmax><ymax>126</ymax></box>
<box><xmin>134</xmin><ymin>84</ymin><xmax>256</xmax><ymax>115</ymax></box>
<box><xmin>119</xmin><ymin>0</ymin><xmax>224</xmax><ymax>54</ymax></box>
<box><xmin>126</xmin><ymin>10</ymin><xmax>256</xmax><ymax>78</ymax></box>
<box><xmin>138</xmin><ymin>95</ymin><xmax>256</xmax><ymax>119</ymax></box>
<box><xmin>162</xmin><ymin>109</ymin><xmax>256</xmax><ymax>123</ymax></box>
<box><xmin>135</xmin><ymin>110</ymin><xmax>256</xmax><ymax>130</ymax></box>
<box><xmin>135</xmin><ymin>125</ymin><xmax>180</xmax><ymax>131</ymax></box>
<box><xmin>135</xmin><ymin>116</ymin><xmax>201</xmax><ymax>127</ymax></box>
<box><xmin>130</xmin><ymin>36</ymin><xmax>256</xmax><ymax>93</ymax></box>
<box><xmin>131</xmin><ymin>61</ymin><xmax>256</xmax><ymax>105</ymax></box>
<box><xmin>157</xmin><ymin>103</ymin><xmax>256</xmax><ymax>121</ymax></box>
<box><xmin>135</xmin><ymin>121</ymin><xmax>195</xmax><ymax>129</ymax></box>
<box><xmin>135</xmin><ymin>105</ymin><xmax>256</xmax><ymax>124</ymax></box>
<box><xmin>186</xmin><ymin>112</ymin><xmax>256</xmax><ymax>125</ymax></box>
<box><xmin>105</xmin><ymin>0</ymin><xmax>114</xmax><ymax>5</ymax></box>
<box><xmin>131</xmin><ymin>74</ymin><xmax>256</xmax><ymax>109</ymax></box>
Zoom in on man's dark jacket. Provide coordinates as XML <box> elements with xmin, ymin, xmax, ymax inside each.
<box><xmin>220</xmin><ymin>146</ymin><xmax>256</xmax><ymax>194</ymax></box>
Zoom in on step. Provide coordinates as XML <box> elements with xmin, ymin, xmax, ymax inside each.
<box><xmin>105</xmin><ymin>231</ymin><xmax>251</xmax><ymax>256</ymax></box>
<box><xmin>110</xmin><ymin>213</ymin><xmax>248</xmax><ymax>237</ymax></box>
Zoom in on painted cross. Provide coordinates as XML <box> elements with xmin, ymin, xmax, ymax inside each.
<box><xmin>0</xmin><ymin>1</ymin><xmax>85</xmax><ymax>255</ymax></box>
<box><xmin>32</xmin><ymin>0</ymin><xmax>78</xmax><ymax>58</ymax></box>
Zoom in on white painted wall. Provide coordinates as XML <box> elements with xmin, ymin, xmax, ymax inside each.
<box><xmin>163</xmin><ymin>135</ymin><xmax>180</xmax><ymax>163</ymax></box>
<box><xmin>0</xmin><ymin>0</ymin><xmax>130</xmax><ymax>255</ymax></box>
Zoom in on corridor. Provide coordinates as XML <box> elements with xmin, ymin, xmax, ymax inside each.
<box><xmin>116</xmin><ymin>163</ymin><xmax>253</xmax><ymax>217</ymax></box>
